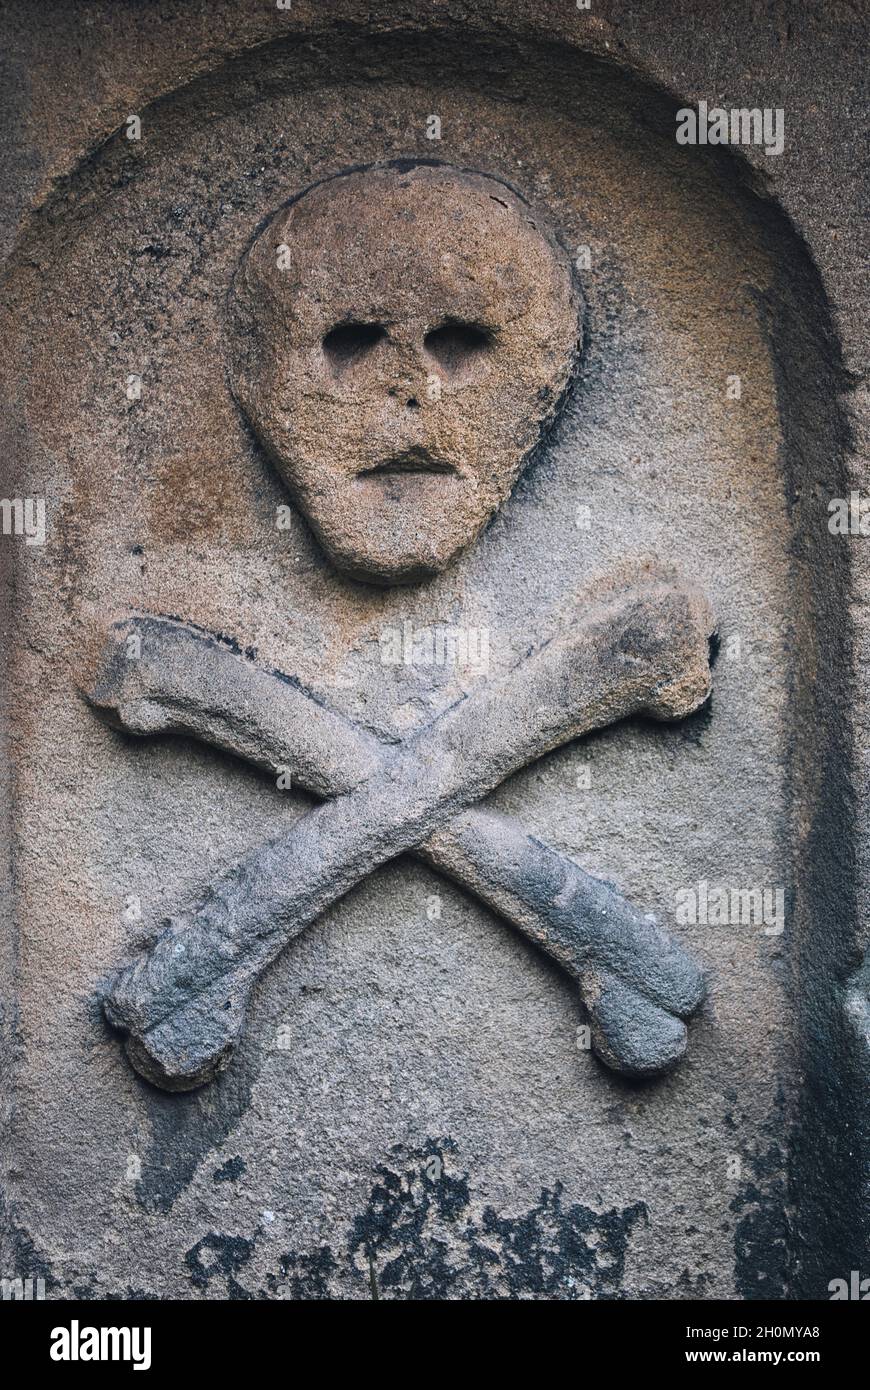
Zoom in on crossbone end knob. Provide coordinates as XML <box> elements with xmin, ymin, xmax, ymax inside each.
<box><xmin>634</xmin><ymin>586</ymin><xmax>716</xmax><ymax>723</ymax></box>
<box><xmin>581</xmin><ymin>968</ymin><xmax>693</xmax><ymax>1077</ymax></box>
<box><xmin>104</xmin><ymin>972</ymin><xmax>246</xmax><ymax>1092</ymax></box>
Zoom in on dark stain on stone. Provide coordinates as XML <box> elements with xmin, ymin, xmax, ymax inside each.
<box><xmin>345</xmin><ymin>1139</ymin><xmax>646</xmax><ymax>1299</ymax></box>
<box><xmin>264</xmin><ymin>1246</ymin><xmax>339</xmax><ymax>1301</ymax></box>
<box><xmin>134</xmin><ymin>1033</ymin><xmax>259</xmax><ymax>1213</ymax></box>
<box><xmin>213</xmin><ymin>1156</ymin><xmax>246</xmax><ymax>1184</ymax></box>
<box><xmin>0</xmin><ymin>1189</ymin><xmax>57</xmax><ymax>1295</ymax></box>
<box><xmin>188</xmin><ymin>1139</ymin><xmax>646</xmax><ymax>1300</ymax></box>
<box><xmin>729</xmin><ymin>1102</ymin><xmax>792</xmax><ymax>1299</ymax></box>
<box><xmin>185</xmin><ymin>1232</ymin><xmax>255</xmax><ymax>1296</ymax></box>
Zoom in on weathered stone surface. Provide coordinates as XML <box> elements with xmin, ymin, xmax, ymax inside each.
<box><xmin>228</xmin><ymin>163</ymin><xmax>581</xmax><ymax>584</ymax></box>
<box><xmin>0</xmin><ymin>0</ymin><xmax>866</xmax><ymax>1304</ymax></box>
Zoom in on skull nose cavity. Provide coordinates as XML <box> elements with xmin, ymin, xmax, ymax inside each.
<box><xmin>322</xmin><ymin>321</ymin><xmax>387</xmax><ymax>370</ymax></box>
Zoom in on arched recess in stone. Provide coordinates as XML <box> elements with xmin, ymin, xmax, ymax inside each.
<box><xmin>0</xmin><ymin>27</ymin><xmax>857</xmax><ymax>1298</ymax></box>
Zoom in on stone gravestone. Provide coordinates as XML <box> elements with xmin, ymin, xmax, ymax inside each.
<box><xmin>0</xmin><ymin>2</ymin><xmax>867</xmax><ymax>1302</ymax></box>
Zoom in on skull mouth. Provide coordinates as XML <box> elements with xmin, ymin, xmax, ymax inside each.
<box><xmin>357</xmin><ymin>447</ymin><xmax>459</xmax><ymax>480</ymax></box>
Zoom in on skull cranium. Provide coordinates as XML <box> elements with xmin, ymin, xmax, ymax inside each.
<box><xmin>228</xmin><ymin>163</ymin><xmax>582</xmax><ymax>584</ymax></box>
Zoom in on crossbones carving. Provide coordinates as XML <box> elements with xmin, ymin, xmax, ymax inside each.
<box><xmin>87</xmin><ymin>568</ymin><xmax>714</xmax><ymax>1091</ymax></box>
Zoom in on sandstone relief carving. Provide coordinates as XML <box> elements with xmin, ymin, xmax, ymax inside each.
<box><xmin>89</xmin><ymin>578</ymin><xmax>713</xmax><ymax>1090</ymax></box>
<box><xmin>85</xmin><ymin>165</ymin><xmax>716</xmax><ymax>1093</ymax></box>
<box><xmin>227</xmin><ymin>165</ymin><xmax>581</xmax><ymax>584</ymax></box>
<box><xmin>3</xmin><ymin>0</ymin><xmax>866</xmax><ymax>1314</ymax></box>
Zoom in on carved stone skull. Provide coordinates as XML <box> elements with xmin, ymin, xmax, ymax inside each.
<box><xmin>228</xmin><ymin>163</ymin><xmax>582</xmax><ymax>584</ymax></box>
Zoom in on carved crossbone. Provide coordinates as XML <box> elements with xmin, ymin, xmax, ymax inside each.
<box><xmin>87</xmin><ymin>568</ymin><xmax>714</xmax><ymax>1092</ymax></box>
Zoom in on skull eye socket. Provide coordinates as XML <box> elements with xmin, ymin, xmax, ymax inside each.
<box><xmin>424</xmin><ymin>321</ymin><xmax>492</xmax><ymax>375</ymax></box>
<box><xmin>322</xmin><ymin>322</ymin><xmax>387</xmax><ymax>368</ymax></box>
